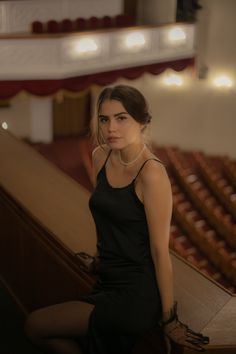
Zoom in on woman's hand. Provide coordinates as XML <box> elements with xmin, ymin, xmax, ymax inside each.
<box><xmin>75</xmin><ymin>252</ymin><xmax>100</xmax><ymax>274</ymax></box>
<box><xmin>162</xmin><ymin>303</ymin><xmax>209</xmax><ymax>352</ymax></box>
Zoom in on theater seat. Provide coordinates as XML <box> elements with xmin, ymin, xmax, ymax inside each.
<box><xmin>87</xmin><ymin>16</ymin><xmax>101</xmax><ymax>30</ymax></box>
<box><xmin>61</xmin><ymin>18</ymin><xmax>74</xmax><ymax>32</ymax></box>
<box><xmin>47</xmin><ymin>20</ymin><xmax>60</xmax><ymax>33</ymax></box>
<box><xmin>101</xmin><ymin>15</ymin><xmax>113</xmax><ymax>28</ymax></box>
<box><xmin>31</xmin><ymin>21</ymin><xmax>44</xmax><ymax>34</ymax></box>
<box><xmin>114</xmin><ymin>14</ymin><xmax>134</xmax><ymax>27</ymax></box>
<box><xmin>75</xmin><ymin>17</ymin><xmax>87</xmax><ymax>31</ymax></box>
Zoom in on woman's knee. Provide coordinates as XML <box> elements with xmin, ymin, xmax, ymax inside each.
<box><xmin>24</xmin><ymin>309</ymin><xmax>47</xmax><ymax>342</ymax></box>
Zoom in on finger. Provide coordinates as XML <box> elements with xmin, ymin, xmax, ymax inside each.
<box><xmin>77</xmin><ymin>251</ymin><xmax>87</xmax><ymax>257</ymax></box>
<box><xmin>77</xmin><ymin>252</ymin><xmax>94</xmax><ymax>260</ymax></box>
<box><xmin>187</xmin><ymin>332</ymin><xmax>209</xmax><ymax>345</ymax></box>
<box><xmin>186</xmin><ymin>328</ymin><xmax>207</xmax><ymax>339</ymax></box>
<box><xmin>77</xmin><ymin>254</ymin><xmax>94</xmax><ymax>265</ymax></box>
<box><xmin>167</xmin><ymin>336</ymin><xmax>206</xmax><ymax>352</ymax></box>
<box><xmin>185</xmin><ymin>339</ymin><xmax>206</xmax><ymax>352</ymax></box>
<box><xmin>187</xmin><ymin>328</ymin><xmax>209</xmax><ymax>343</ymax></box>
<box><xmin>76</xmin><ymin>252</ymin><xmax>87</xmax><ymax>260</ymax></box>
<box><xmin>187</xmin><ymin>332</ymin><xmax>206</xmax><ymax>341</ymax></box>
<box><xmin>184</xmin><ymin>343</ymin><xmax>205</xmax><ymax>352</ymax></box>
<box><xmin>187</xmin><ymin>328</ymin><xmax>207</xmax><ymax>338</ymax></box>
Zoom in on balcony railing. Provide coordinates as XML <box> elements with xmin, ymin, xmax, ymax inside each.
<box><xmin>0</xmin><ymin>23</ymin><xmax>195</xmax><ymax>80</ymax></box>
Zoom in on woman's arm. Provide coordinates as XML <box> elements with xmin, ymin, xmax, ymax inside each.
<box><xmin>141</xmin><ymin>161</ymin><xmax>209</xmax><ymax>351</ymax></box>
<box><xmin>141</xmin><ymin>161</ymin><xmax>174</xmax><ymax>317</ymax></box>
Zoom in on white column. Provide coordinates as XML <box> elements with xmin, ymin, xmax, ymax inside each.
<box><xmin>137</xmin><ymin>0</ymin><xmax>177</xmax><ymax>25</ymax></box>
<box><xmin>29</xmin><ymin>96</ymin><xmax>53</xmax><ymax>143</ymax></box>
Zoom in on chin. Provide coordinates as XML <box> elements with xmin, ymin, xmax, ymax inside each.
<box><xmin>106</xmin><ymin>140</ymin><xmax>123</xmax><ymax>149</ymax></box>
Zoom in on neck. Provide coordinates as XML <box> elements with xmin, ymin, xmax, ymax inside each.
<box><xmin>118</xmin><ymin>143</ymin><xmax>146</xmax><ymax>166</ymax></box>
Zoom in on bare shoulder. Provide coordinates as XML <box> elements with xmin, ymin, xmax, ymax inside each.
<box><xmin>139</xmin><ymin>159</ymin><xmax>172</xmax><ymax>193</ymax></box>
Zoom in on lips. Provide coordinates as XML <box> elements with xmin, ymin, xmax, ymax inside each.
<box><xmin>107</xmin><ymin>137</ymin><xmax>120</xmax><ymax>143</ymax></box>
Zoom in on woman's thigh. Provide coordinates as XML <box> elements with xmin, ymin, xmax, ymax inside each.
<box><xmin>25</xmin><ymin>301</ymin><xmax>95</xmax><ymax>338</ymax></box>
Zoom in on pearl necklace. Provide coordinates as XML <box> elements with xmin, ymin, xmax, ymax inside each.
<box><xmin>118</xmin><ymin>145</ymin><xmax>146</xmax><ymax>166</ymax></box>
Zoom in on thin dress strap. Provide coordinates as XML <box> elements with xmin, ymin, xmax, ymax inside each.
<box><xmin>133</xmin><ymin>158</ymin><xmax>163</xmax><ymax>181</ymax></box>
<box><xmin>104</xmin><ymin>149</ymin><xmax>112</xmax><ymax>166</ymax></box>
<box><xmin>95</xmin><ymin>149</ymin><xmax>112</xmax><ymax>181</ymax></box>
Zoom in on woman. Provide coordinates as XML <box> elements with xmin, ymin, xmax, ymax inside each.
<box><xmin>24</xmin><ymin>85</ymin><xmax>209</xmax><ymax>354</ymax></box>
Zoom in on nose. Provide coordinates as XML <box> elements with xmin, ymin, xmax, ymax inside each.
<box><xmin>107</xmin><ymin>119</ymin><xmax>117</xmax><ymax>132</ymax></box>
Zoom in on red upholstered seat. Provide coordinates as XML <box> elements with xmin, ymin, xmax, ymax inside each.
<box><xmin>75</xmin><ymin>17</ymin><xmax>87</xmax><ymax>31</ymax></box>
<box><xmin>61</xmin><ymin>18</ymin><xmax>74</xmax><ymax>32</ymax></box>
<box><xmin>87</xmin><ymin>16</ymin><xmax>101</xmax><ymax>30</ymax></box>
<box><xmin>32</xmin><ymin>21</ymin><xmax>44</xmax><ymax>34</ymax></box>
<box><xmin>114</xmin><ymin>14</ymin><xmax>134</xmax><ymax>27</ymax></box>
<box><xmin>101</xmin><ymin>15</ymin><xmax>113</xmax><ymax>28</ymax></box>
<box><xmin>46</xmin><ymin>20</ymin><xmax>61</xmax><ymax>33</ymax></box>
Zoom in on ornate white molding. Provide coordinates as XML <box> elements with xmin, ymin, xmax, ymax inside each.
<box><xmin>0</xmin><ymin>0</ymin><xmax>123</xmax><ymax>33</ymax></box>
<box><xmin>0</xmin><ymin>24</ymin><xmax>196</xmax><ymax>80</ymax></box>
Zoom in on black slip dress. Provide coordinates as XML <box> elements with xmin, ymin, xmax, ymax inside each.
<box><xmin>82</xmin><ymin>152</ymin><xmax>163</xmax><ymax>354</ymax></box>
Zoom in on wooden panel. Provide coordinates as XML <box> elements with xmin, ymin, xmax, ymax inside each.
<box><xmin>172</xmin><ymin>254</ymin><xmax>230</xmax><ymax>331</ymax></box>
<box><xmin>53</xmin><ymin>91</ymin><xmax>91</xmax><ymax>137</ymax></box>
<box><xmin>172</xmin><ymin>254</ymin><xmax>236</xmax><ymax>348</ymax></box>
<box><xmin>0</xmin><ymin>129</ymin><xmax>96</xmax><ymax>255</ymax></box>
<box><xmin>203</xmin><ymin>297</ymin><xmax>236</xmax><ymax>346</ymax></box>
<box><xmin>0</xmin><ymin>188</ymin><xmax>94</xmax><ymax>313</ymax></box>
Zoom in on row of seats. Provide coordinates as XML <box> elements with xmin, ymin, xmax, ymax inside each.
<box><xmin>167</xmin><ymin>148</ymin><xmax>236</xmax><ymax>286</ymax></box>
<box><xmin>167</xmin><ymin>147</ymin><xmax>236</xmax><ymax>249</ymax></box>
<box><xmin>193</xmin><ymin>151</ymin><xmax>236</xmax><ymax>220</ymax></box>
<box><xmin>170</xmin><ymin>222</ymin><xmax>236</xmax><ymax>292</ymax></box>
<box><xmin>171</xmin><ymin>231</ymin><xmax>235</xmax><ymax>292</ymax></box>
<box><xmin>224</xmin><ymin>156</ymin><xmax>236</xmax><ymax>190</ymax></box>
<box><xmin>31</xmin><ymin>15</ymin><xmax>135</xmax><ymax>34</ymax></box>
<box><xmin>188</xmin><ymin>175</ymin><xmax>236</xmax><ymax>248</ymax></box>
<box><xmin>170</xmin><ymin>181</ymin><xmax>236</xmax><ymax>293</ymax></box>
<box><xmin>174</xmin><ymin>188</ymin><xmax>236</xmax><ymax>286</ymax></box>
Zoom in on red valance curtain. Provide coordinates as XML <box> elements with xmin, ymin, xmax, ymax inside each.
<box><xmin>0</xmin><ymin>58</ymin><xmax>194</xmax><ymax>99</ymax></box>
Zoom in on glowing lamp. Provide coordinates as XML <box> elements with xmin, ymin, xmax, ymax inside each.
<box><xmin>74</xmin><ymin>38</ymin><xmax>98</xmax><ymax>54</ymax></box>
<box><xmin>213</xmin><ymin>75</ymin><xmax>233</xmax><ymax>88</ymax></box>
<box><xmin>2</xmin><ymin>122</ymin><xmax>8</xmax><ymax>130</ymax></box>
<box><xmin>168</xmin><ymin>27</ymin><xmax>186</xmax><ymax>43</ymax></box>
<box><xmin>124</xmin><ymin>32</ymin><xmax>146</xmax><ymax>48</ymax></box>
<box><xmin>163</xmin><ymin>73</ymin><xmax>183</xmax><ymax>86</ymax></box>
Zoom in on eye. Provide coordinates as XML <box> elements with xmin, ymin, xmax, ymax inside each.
<box><xmin>117</xmin><ymin>116</ymin><xmax>127</xmax><ymax>121</ymax></box>
<box><xmin>99</xmin><ymin>116</ymin><xmax>108</xmax><ymax>124</ymax></box>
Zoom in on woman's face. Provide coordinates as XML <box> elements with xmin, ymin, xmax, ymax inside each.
<box><xmin>98</xmin><ymin>99</ymin><xmax>144</xmax><ymax>150</ymax></box>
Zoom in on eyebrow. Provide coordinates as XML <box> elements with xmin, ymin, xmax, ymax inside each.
<box><xmin>98</xmin><ymin>112</ymin><xmax>128</xmax><ymax>117</ymax></box>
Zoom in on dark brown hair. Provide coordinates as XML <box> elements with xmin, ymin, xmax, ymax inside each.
<box><xmin>93</xmin><ymin>85</ymin><xmax>152</xmax><ymax>145</ymax></box>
